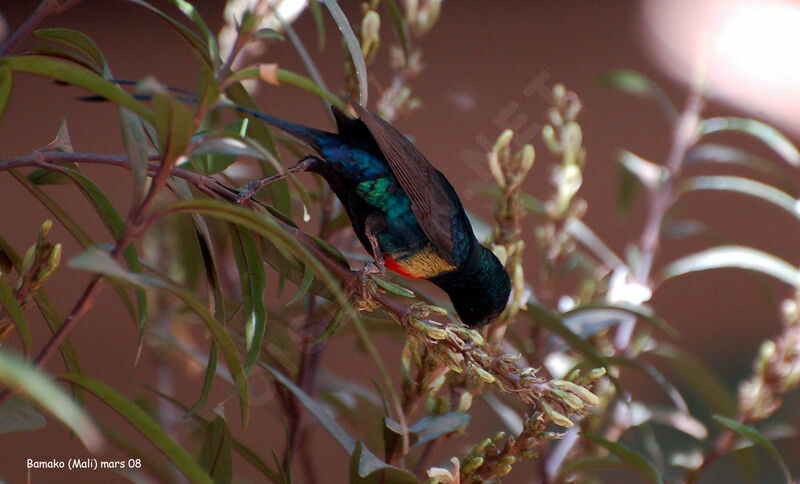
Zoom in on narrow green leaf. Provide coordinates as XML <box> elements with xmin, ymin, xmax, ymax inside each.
<box><xmin>0</xmin><ymin>66</ymin><xmax>12</xmax><ymax>127</ymax></box>
<box><xmin>0</xmin><ymin>275</ymin><xmax>30</xmax><ymax>353</ymax></box>
<box><xmin>0</xmin><ymin>396</ymin><xmax>46</xmax><ymax>433</ymax></box>
<box><xmin>679</xmin><ymin>176</ymin><xmax>799</xmax><ymax>220</ymax></box>
<box><xmin>0</xmin><ymin>351</ymin><xmax>102</xmax><ymax>452</ymax></box>
<box><xmin>124</xmin><ymin>0</ymin><xmax>213</xmax><ymax>67</ymax></box>
<box><xmin>582</xmin><ymin>433</ymin><xmax>663</xmax><ymax>484</ymax></box>
<box><xmin>385</xmin><ymin>412</ymin><xmax>469</xmax><ymax>450</ymax></box>
<box><xmin>314</xmin><ymin>308</ymin><xmax>346</xmax><ymax>344</ymax></box>
<box><xmin>526</xmin><ymin>303</ymin><xmax>626</xmax><ymax>398</ymax></box>
<box><xmin>225</xmin><ymin>67</ymin><xmax>347</xmax><ymax>111</ymax></box>
<box><xmin>713</xmin><ymin>415</ymin><xmax>792</xmax><ymax>483</ymax></box>
<box><xmin>558</xmin><ymin>456</ymin><xmax>628</xmax><ymax>481</ymax></box>
<box><xmin>661</xmin><ymin>246</ymin><xmax>800</xmax><ymax>287</ymax></box>
<box><xmin>594</xmin><ymin>70</ymin><xmax>678</xmax><ymax>121</ymax></box>
<box><xmin>371</xmin><ymin>276</ymin><xmax>415</xmax><ymax>298</ymax></box>
<box><xmin>34</xmin><ymin>28</ymin><xmax>107</xmax><ymax>72</ymax></box>
<box><xmin>29</xmin><ymin>45</ymin><xmax>99</xmax><ymax>73</ymax></box>
<box><xmin>699</xmin><ymin>117</ymin><xmax>800</xmax><ymax>166</ymax></box>
<box><xmin>53</xmin><ymin>165</ymin><xmax>149</xmax><ymax>336</ymax></box>
<box><xmin>686</xmin><ymin>143</ymin><xmax>795</xmax><ymax>194</ymax></box>
<box><xmin>229</xmin><ymin>225</ymin><xmax>266</xmax><ymax>373</ymax></box>
<box><xmin>254</xmin><ymin>28</ymin><xmax>285</xmax><ymax>41</ymax></box>
<box><xmin>262</xmin><ymin>362</ymin><xmax>356</xmax><ymax>453</ymax></box>
<box><xmin>199</xmin><ymin>416</ymin><xmax>233</xmax><ymax>484</ymax></box>
<box><xmin>381</xmin><ymin>0</ymin><xmax>410</xmax><ymax>64</ymax></box>
<box><xmin>62</xmin><ymin>373</ymin><xmax>213</xmax><ymax>483</ymax></box>
<box><xmin>168</xmin><ymin>0</ymin><xmax>219</xmax><ymax>64</ymax></box>
<box><xmin>119</xmin><ymin>107</ymin><xmax>151</xmax><ymax>209</ymax></box>
<box><xmin>1</xmin><ymin>56</ymin><xmax>151</xmax><ymax>120</ymax></box>
<box><xmin>69</xmin><ymin>247</ymin><xmax>250</xmax><ymax>426</ymax></box>
<box><xmin>603</xmin><ymin>356</ymin><xmax>688</xmax><ymax>413</ymax></box>
<box><xmin>350</xmin><ymin>441</ymin><xmax>418</xmax><ymax>484</ymax></box>
<box><xmin>159</xmin><ymin>200</ymin><xmax>357</xmax><ymax>322</ymax></box>
<box><xmin>564</xmin><ymin>302</ymin><xmax>678</xmax><ymax>339</ymax></box>
<box><xmin>151</xmin><ymin>90</ymin><xmax>195</xmax><ymax>164</ymax></box>
<box><xmin>308</xmin><ymin>0</ymin><xmax>326</xmax><ymax>50</ymax></box>
<box><xmin>224</xmin><ymin>83</ymin><xmax>291</xmax><ymax>215</ymax></box>
<box><xmin>10</xmin><ymin>171</ymin><xmax>144</xmax><ymax>330</ymax></box>
<box><xmin>140</xmin><ymin>383</ymin><xmax>282</xmax><ymax>483</ymax></box>
<box><xmin>287</xmin><ymin>264</ymin><xmax>314</xmax><ymax>306</ymax></box>
<box><xmin>322</xmin><ymin>0</ymin><xmax>368</xmax><ymax>105</ymax></box>
<box><xmin>652</xmin><ymin>344</ymin><xmax>736</xmax><ymax>417</ymax></box>
<box><xmin>186</xmin><ymin>217</ymin><xmax>223</xmax><ymax>416</ymax></box>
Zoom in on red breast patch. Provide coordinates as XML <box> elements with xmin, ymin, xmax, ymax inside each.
<box><xmin>384</xmin><ymin>256</ymin><xmax>424</xmax><ymax>279</ymax></box>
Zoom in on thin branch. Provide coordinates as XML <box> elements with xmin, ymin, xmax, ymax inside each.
<box><xmin>0</xmin><ymin>0</ymin><xmax>83</xmax><ymax>56</ymax></box>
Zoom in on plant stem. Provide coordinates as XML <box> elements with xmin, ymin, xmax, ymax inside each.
<box><xmin>0</xmin><ymin>0</ymin><xmax>83</xmax><ymax>56</ymax></box>
<box><xmin>614</xmin><ymin>86</ymin><xmax>704</xmax><ymax>351</ymax></box>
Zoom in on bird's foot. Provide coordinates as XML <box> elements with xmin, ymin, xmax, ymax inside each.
<box><xmin>348</xmin><ymin>260</ymin><xmax>385</xmax><ymax>312</ymax></box>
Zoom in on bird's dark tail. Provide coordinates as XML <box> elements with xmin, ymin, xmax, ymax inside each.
<box><xmin>79</xmin><ymin>81</ymin><xmax>331</xmax><ymax>151</ymax></box>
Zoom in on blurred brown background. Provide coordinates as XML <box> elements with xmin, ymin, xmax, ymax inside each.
<box><xmin>1</xmin><ymin>0</ymin><xmax>799</xmax><ymax>482</ymax></box>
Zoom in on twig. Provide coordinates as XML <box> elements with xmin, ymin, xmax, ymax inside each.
<box><xmin>614</xmin><ymin>84</ymin><xmax>704</xmax><ymax>350</ymax></box>
<box><xmin>0</xmin><ymin>0</ymin><xmax>84</xmax><ymax>56</ymax></box>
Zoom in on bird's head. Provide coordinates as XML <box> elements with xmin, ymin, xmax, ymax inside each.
<box><xmin>433</xmin><ymin>245</ymin><xmax>511</xmax><ymax>327</ymax></box>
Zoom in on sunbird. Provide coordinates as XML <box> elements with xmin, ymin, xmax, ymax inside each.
<box><xmin>241</xmin><ymin>101</ymin><xmax>511</xmax><ymax>327</ymax></box>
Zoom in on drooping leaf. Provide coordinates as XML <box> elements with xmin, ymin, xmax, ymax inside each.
<box><xmin>564</xmin><ymin>218</ymin><xmax>626</xmax><ymax>269</ymax></box>
<box><xmin>158</xmin><ymin>200</ymin><xmax>357</xmax><ymax>322</ymax></box>
<box><xmin>594</xmin><ymin>70</ymin><xmax>678</xmax><ymax>122</ymax></box>
<box><xmin>124</xmin><ymin>0</ymin><xmax>213</xmax><ymax>68</ymax></box>
<box><xmin>350</xmin><ymin>441</ymin><xmax>417</xmax><ymax>484</ymax></box>
<box><xmin>381</xmin><ymin>0</ymin><xmax>410</xmax><ymax>63</ymax></box>
<box><xmin>68</xmin><ymin>246</ymin><xmax>250</xmax><ymax>426</ymax></box>
<box><xmin>229</xmin><ymin>225</ymin><xmax>266</xmax><ymax>373</ymax></box>
<box><xmin>140</xmin><ymin>383</ymin><xmax>282</xmax><ymax>483</ymax></box>
<box><xmin>314</xmin><ymin>308</ymin><xmax>346</xmax><ymax>344</ymax></box>
<box><xmin>661</xmin><ymin>245</ymin><xmax>800</xmax><ymax>287</ymax></box>
<box><xmin>0</xmin><ymin>274</ymin><xmax>30</xmax><ymax>353</ymax></box>
<box><xmin>308</xmin><ymin>0</ymin><xmax>325</xmax><ymax>50</ymax></box>
<box><xmin>150</xmin><ymin>89</ymin><xmax>196</xmax><ymax>165</ymax></box>
<box><xmin>167</xmin><ymin>0</ymin><xmax>219</xmax><ymax>65</ymax></box>
<box><xmin>582</xmin><ymin>432</ymin><xmax>663</xmax><ymax>484</ymax></box>
<box><xmin>9</xmin><ymin>170</ymin><xmax>141</xmax><ymax>326</ymax></box>
<box><xmin>712</xmin><ymin>415</ymin><xmax>792</xmax><ymax>483</ymax></box>
<box><xmin>254</xmin><ymin>28</ymin><xmax>285</xmax><ymax>42</ymax></box>
<box><xmin>119</xmin><ymin>105</ymin><xmax>151</xmax><ymax>209</ymax></box>
<box><xmin>223</xmin><ymin>82</ymin><xmax>290</xmax><ymax>215</ymax></box>
<box><xmin>62</xmin><ymin>373</ymin><xmax>213</xmax><ymax>483</ymax></box>
<box><xmin>286</xmin><ymin>264</ymin><xmax>314</xmax><ymax>306</ymax></box>
<box><xmin>51</xmin><ymin>165</ymin><xmax>149</xmax><ymax>337</ymax></box>
<box><xmin>198</xmin><ymin>416</ymin><xmax>233</xmax><ymax>484</ymax></box>
<box><xmin>322</xmin><ymin>0</ymin><xmax>368</xmax><ymax>105</ymax></box>
<box><xmin>618</xmin><ymin>150</ymin><xmax>666</xmax><ymax>191</ymax></box>
<box><xmin>651</xmin><ymin>344</ymin><xmax>736</xmax><ymax>417</ymax></box>
<box><xmin>679</xmin><ymin>176</ymin><xmax>799</xmax><ymax>220</ymax></box>
<box><xmin>262</xmin><ymin>362</ymin><xmax>356</xmax><ymax>453</ymax></box>
<box><xmin>0</xmin><ymin>396</ymin><xmax>46</xmax><ymax>433</ymax></box>
<box><xmin>384</xmin><ymin>412</ymin><xmax>469</xmax><ymax>457</ymax></box>
<box><xmin>698</xmin><ymin>117</ymin><xmax>800</xmax><ymax>167</ymax></box>
<box><xmin>526</xmin><ymin>303</ymin><xmax>625</xmax><ymax>398</ymax></box>
<box><xmin>34</xmin><ymin>28</ymin><xmax>107</xmax><ymax>73</ymax></box>
<box><xmin>0</xmin><ymin>66</ymin><xmax>13</xmax><ymax>127</ymax></box>
<box><xmin>563</xmin><ymin>302</ymin><xmax>678</xmax><ymax>339</ymax></box>
<box><xmin>0</xmin><ymin>351</ymin><xmax>102</xmax><ymax>452</ymax></box>
<box><xmin>1</xmin><ymin>56</ymin><xmax>151</xmax><ymax>120</ymax></box>
<box><xmin>686</xmin><ymin>143</ymin><xmax>795</xmax><ymax>194</ymax></box>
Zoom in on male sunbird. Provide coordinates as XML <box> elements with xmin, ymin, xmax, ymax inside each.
<box><xmin>241</xmin><ymin>101</ymin><xmax>511</xmax><ymax>327</ymax></box>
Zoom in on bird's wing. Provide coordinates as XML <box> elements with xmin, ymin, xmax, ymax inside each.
<box><xmin>348</xmin><ymin>101</ymin><xmax>458</xmax><ymax>265</ymax></box>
